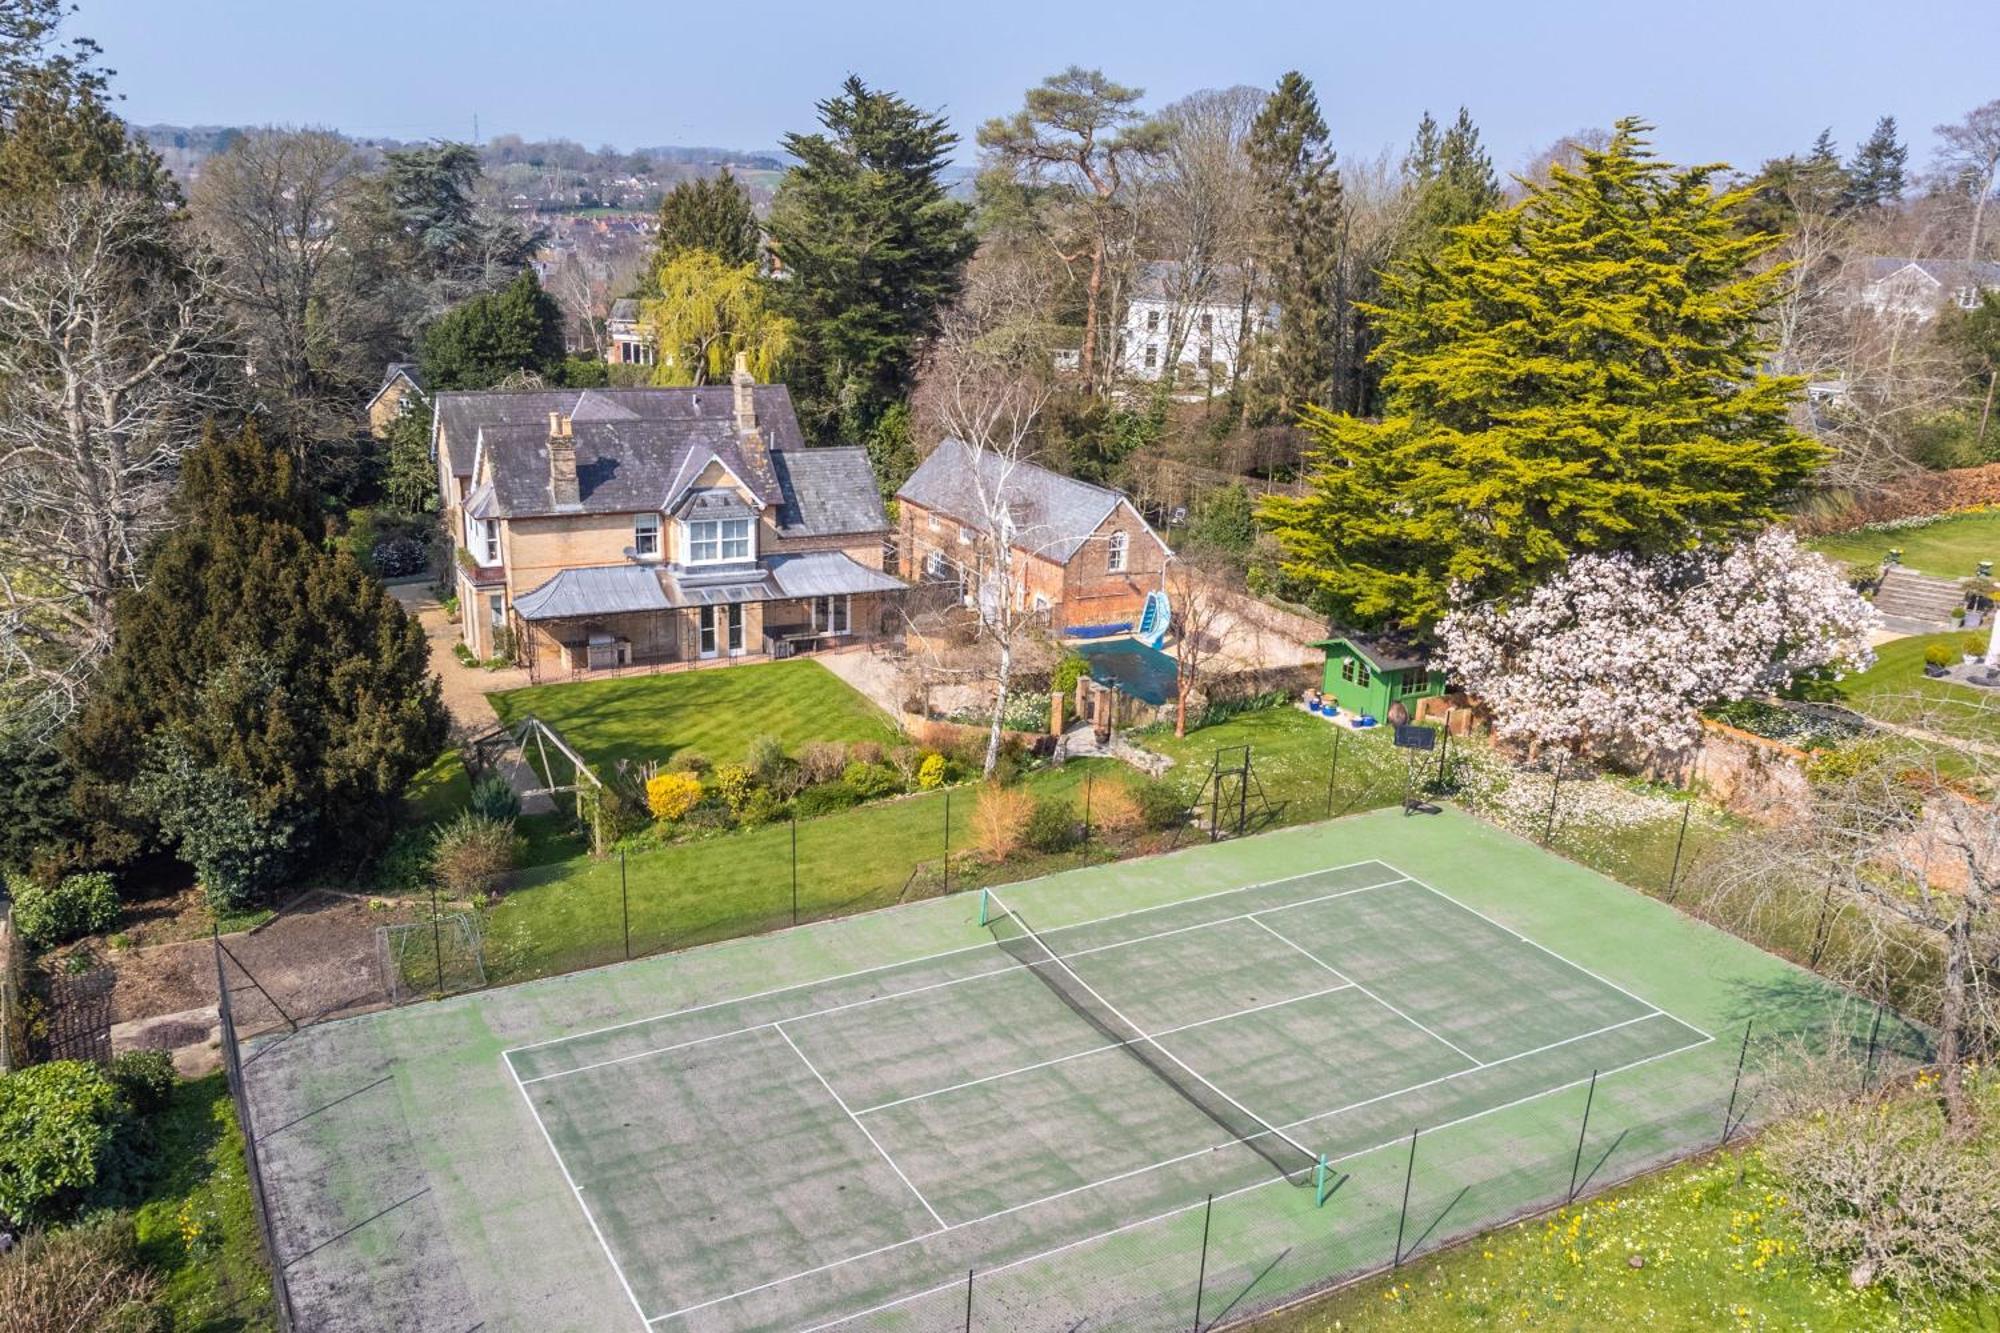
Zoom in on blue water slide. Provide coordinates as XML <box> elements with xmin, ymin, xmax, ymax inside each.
<box><xmin>1136</xmin><ymin>590</ymin><xmax>1171</xmax><ymax>648</ymax></box>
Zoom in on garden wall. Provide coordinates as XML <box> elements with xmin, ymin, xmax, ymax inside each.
<box><xmin>1672</xmin><ymin>720</ymin><xmax>1813</xmax><ymax>822</ymax></box>
<box><xmin>1794</xmin><ymin>463</ymin><xmax>2000</xmax><ymax>535</ymax></box>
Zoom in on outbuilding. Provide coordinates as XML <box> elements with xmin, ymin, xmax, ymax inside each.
<box><xmin>1308</xmin><ymin>632</ymin><xmax>1446</xmax><ymax>721</ymax></box>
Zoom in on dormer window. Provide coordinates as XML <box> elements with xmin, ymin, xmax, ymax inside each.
<box><xmin>634</xmin><ymin>513</ymin><xmax>660</xmax><ymax>559</ymax></box>
<box><xmin>687</xmin><ymin>516</ymin><xmax>752</xmax><ymax>564</ymax></box>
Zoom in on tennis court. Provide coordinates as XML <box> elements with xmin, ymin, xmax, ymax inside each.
<box><xmin>503</xmin><ymin>860</ymin><xmax>1707</xmax><ymax>1330</ymax></box>
<box><xmin>240</xmin><ymin>809</ymin><xmax>1905</xmax><ymax>1333</ymax></box>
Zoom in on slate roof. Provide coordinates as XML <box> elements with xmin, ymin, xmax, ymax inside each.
<box><xmin>770</xmin><ymin>447</ymin><xmax>890</xmax><ymax>537</ymax></box>
<box><xmin>609</xmin><ymin>298</ymin><xmax>641</xmax><ymax>324</ymax></box>
<box><xmin>435</xmin><ymin>386</ymin><xmax>887</xmax><ymax>538</ymax></box>
<box><xmin>897</xmin><ymin>438</ymin><xmax>1151</xmax><ymax>565</ymax></box>
<box><xmin>1309</xmin><ymin>631</ymin><xmax>1428</xmax><ymax>672</ymax></box>
<box><xmin>513</xmin><ymin>565</ymin><xmax>674</xmax><ymax>621</ymax></box>
<box><xmin>516</xmin><ymin>552</ymin><xmax>902</xmax><ymax>620</ymax></box>
<box><xmin>365</xmin><ymin>361</ymin><xmax>426</xmax><ymax>412</ymax></box>
<box><xmin>1128</xmin><ymin>260</ymin><xmax>1271</xmax><ymax>312</ymax></box>
<box><xmin>1865</xmin><ymin>258</ymin><xmax>2000</xmax><ymax>288</ymax></box>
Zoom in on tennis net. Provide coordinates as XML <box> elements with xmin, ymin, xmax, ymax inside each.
<box><xmin>983</xmin><ymin>892</ymin><xmax>1319</xmax><ymax>1186</ymax></box>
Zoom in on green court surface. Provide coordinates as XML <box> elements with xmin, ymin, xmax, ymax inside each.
<box><xmin>240</xmin><ymin>808</ymin><xmax>1920</xmax><ymax>1333</ymax></box>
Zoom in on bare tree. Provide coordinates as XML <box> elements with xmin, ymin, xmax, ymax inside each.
<box><xmin>1934</xmin><ymin>98</ymin><xmax>2000</xmax><ymax>261</ymax></box>
<box><xmin>1690</xmin><ymin>734</ymin><xmax>1999</xmax><ymax>1134</ymax></box>
<box><xmin>546</xmin><ymin>250</ymin><xmax>607</xmax><ymax>358</ymax></box>
<box><xmin>1138</xmin><ymin>87</ymin><xmax>1261</xmax><ymax>387</ymax></box>
<box><xmin>1165</xmin><ymin>556</ymin><xmax>1233</xmax><ymax>737</ymax></box>
<box><xmin>915</xmin><ymin>260</ymin><xmax>1063</xmax><ymax>775</ymax></box>
<box><xmin>190</xmin><ymin>127</ymin><xmax>373</xmax><ymax>427</ymax></box>
<box><xmin>0</xmin><ymin>188</ymin><xmax>231</xmax><ymax>731</ymax></box>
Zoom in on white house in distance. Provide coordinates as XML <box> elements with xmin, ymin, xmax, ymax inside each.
<box><xmin>1855</xmin><ymin>259</ymin><xmax>2000</xmax><ymax>322</ymax></box>
<box><xmin>1115</xmin><ymin>261</ymin><xmax>1273</xmax><ymax>389</ymax></box>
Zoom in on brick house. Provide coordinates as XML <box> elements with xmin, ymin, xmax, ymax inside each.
<box><xmin>604</xmin><ymin>298</ymin><xmax>656</xmax><ymax>368</ymax></box>
<box><xmin>435</xmin><ymin>360</ymin><xmax>902</xmax><ymax>679</ymax></box>
<box><xmin>365</xmin><ymin>362</ymin><xmax>426</xmax><ymax>437</ymax></box>
<box><xmin>895</xmin><ymin>438</ymin><xmax>1171</xmax><ymax>632</ymax></box>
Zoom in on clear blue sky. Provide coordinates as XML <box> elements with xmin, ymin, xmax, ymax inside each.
<box><xmin>76</xmin><ymin>0</ymin><xmax>2000</xmax><ymax>177</ymax></box>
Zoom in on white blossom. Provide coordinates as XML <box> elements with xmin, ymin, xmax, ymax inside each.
<box><xmin>1438</xmin><ymin>529</ymin><xmax>1880</xmax><ymax>760</ymax></box>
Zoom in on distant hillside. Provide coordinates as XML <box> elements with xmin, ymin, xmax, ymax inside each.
<box><xmin>132</xmin><ymin>123</ymin><xmax>787</xmax><ymax>201</ymax></box>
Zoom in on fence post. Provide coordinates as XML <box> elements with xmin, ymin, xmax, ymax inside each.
<box><xmin>1393</xmin><ymin>1127</ymin><xmax>1419</xmax><ymax>1267</ymax></box>
<box><xmin>1237</xmin><ymin>747</ymin><xmax>1250</xmax><ymax>835</ymax></box>
<box><xmin>790</xmin><ymin>817</ymin><xmax>799</xmax><ymax>926</ymax></box>
<box><xmin>1664</xmin><ymin>801</ymin><xmax>1692</xmax><ymax>902</ymax></box>
<box><xmin>1434</xmin><ymin>725</ymin><xmax>1450</xmax><ymax>789</ymax></box>
<box><xmin>1083</xmin><ymin>772</ymin><xmax>1093</xmax><ymax>842</ymax></box>
<box><xmin>430</xmin><ymin>881</ymin><xmax>445</xmax><ymax>994</ymax></box>
<box><xmin>1541</xmin><ymin>755</ymin><xmax>1565</xmax><ymax>846</ymax></box>
<box><xmin>1864</xmin><ymin>1002</ymin><xmax>1885</xmax><ymax>1089</ymax></box>
<box><xmin>1192</xmin><ymin>1193</ymin><xmax>1213</xmax><ymax>1332</ymax></box>
<box><xmin>1720</xmin><ymin>1019</ymin><xmax>1753</xmax><ymax>1145</ymax></box>
<box><xmin>1808</xmin><ymin>880</ymin><xmax>1837</xmax><ymax>968</ymax></box>
<box><xmin>963</xmin><ymin>1267</ymin><xmax>974</xmax><ymax>1332</ymax></box>
<box><xmin>1327</xmin><ymin>728</ymin><xmax>1340</xmax><ymax>818</ymax></box>
<box><xmin>621</xmin><ymin>850</ymin><xmax>630</xmax><ymax>960</ymax></box>
<box><xmin>942</xmin><ymin>790</ymin><xmax>951</xmax><ymax>895</ymax></box>
<box><xmin>1567</xmin><ymin>1069</ymin><xmax>1599</xmax><ymax>1203</ymax></box>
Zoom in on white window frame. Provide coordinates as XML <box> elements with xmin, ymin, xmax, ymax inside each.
<box><xmin>813</xmin><ymin>594</ymin><xmax>851</xmax><ymax>635</ymax></box>
<box><xmin>487</xmin><ymin>593</ymin><xmax>505</xmax><ymax>628</ymax></box>
<box><xmin>927</xmin><ymin>512</ymin><xmax>940</xmax><ymax>533</ymax></box>
<box><xmin>1107</xmin><ymin>530</ymin><xmax>1128</xmax><ymax>573</ymax></box>
<box><xmin>633</xmin><ymin>512</ymin><xmax>661</xmax><ymax>559</ymax></box>
<box><xmin>685</xmin><ymin>515</ymin><xmax>754</xmax><ymax>566</ymax></box>
<box><xmin>479</xmin><ymin>519</ymin><xmax>500</xmax><ymax>566</ymax></box>
<box><xmin>1144</xmin><ymin>345</ymin><xmax>1158</xmax><ymax>370</ymax></box>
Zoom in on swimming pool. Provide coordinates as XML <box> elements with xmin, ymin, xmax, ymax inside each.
<box><xmin>1074</xmin><ymin>637</ymin><xmax>1178</xmax><ymax>707</ymax></box>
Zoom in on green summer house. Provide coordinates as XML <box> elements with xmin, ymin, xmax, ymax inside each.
<box><xmin>1309</xmin><ymin>632</ymin><xmax>1447</xmax><ymax>721</ymax></box>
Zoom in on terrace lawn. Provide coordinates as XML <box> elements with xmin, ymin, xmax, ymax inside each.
<box><xmin>1798</xmin><ymin>630</ymin><xmax>2000</xmax><ymax>747</ymax></box>
<box><xmin>488</xmin><ymin>658</ymin><xmax>901</xmax><ymax>773</ymax></box>
<box><xmin>1808</xmin><ymin>509</ymin><xmax>2000</xmax><ymax>579</ymax></box>
<box><xmin>474</xmin><ymin>705</ymin><xmax>1411</xmax><ymax>986</ymax></box>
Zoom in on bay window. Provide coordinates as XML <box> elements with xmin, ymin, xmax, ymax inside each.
<box><xmin>686</xmin><ymin>516</ymin><xmax>752</xmax><ymax>565</ymax></box>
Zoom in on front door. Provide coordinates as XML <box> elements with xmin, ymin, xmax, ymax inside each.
<box><xmin>726</xmin><ymin>603</ymin><xmax>744</xmax><ymax>657</ymax></box>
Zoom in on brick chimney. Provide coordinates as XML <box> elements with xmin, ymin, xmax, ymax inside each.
<box><xmin>731</xmin><ymin>352</ymin><xmax>768</xmax><ymax>471</ymax></box>
<box><xmin>548</xmin><ymin>410</ymin><xmax>579</xmax><ymax>507</ymax></box>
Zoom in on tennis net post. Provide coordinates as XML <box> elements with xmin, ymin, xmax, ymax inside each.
<box><xmin>977</xmin><ymin>888</ymin><xmax>990</xmax><ymax>927</ymax></box>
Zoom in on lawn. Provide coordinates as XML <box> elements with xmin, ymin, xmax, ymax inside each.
<box><xmin>1808</xmin><ymin>509</ymin><xmax>2000</xmax><ymax>579</ymax></box>
<box><xmin>130</xmin><ymin>1074</ymin><xmax>276</xmax><ymax>1332</ymax></box>
<box><xmin>1250</xmin><ymin>1098</ymin><xmax>2000</xmax><ymax>1332</ymax></box>
<box><xmin>1798</xmin><ymin>630</ymin><xmax>2000</xmax><ymax>746</ymax></box>
<box><xmin>488</xmin><ymin>659</ymin><xmax>901</xmax><ymax>774</ymax></box>
<box><xmin>476</xmin><ymin>705</ymin><xmax>1411</xmax><ymax>986</ymax></box>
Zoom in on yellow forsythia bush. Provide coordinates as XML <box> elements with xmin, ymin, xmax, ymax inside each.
<box><xmin>972</xmin><ymin>782</ymin><xmax>1033</xmax><ymax>860</ymax></box>
<box><xmin>645</xmin><ymin>771</ymin><xmax>702</xmax><ymax>821</ymax></box>
<box><xmin>916</xmin><ymin>753</ymin><xmax>947</xmax><ymax>790</ymax></box>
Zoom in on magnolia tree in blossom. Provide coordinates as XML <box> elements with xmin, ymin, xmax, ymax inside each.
<box><xmin>1438</xmin><ymin>529</ymin><xmax>1880</xmax><ymax>759</ymax></box>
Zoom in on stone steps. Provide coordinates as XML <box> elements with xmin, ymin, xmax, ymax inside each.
<box><xmin>1873</xmin><ymin>566</ymin><xmax>1965</xmax><ymax>629</ymax></box>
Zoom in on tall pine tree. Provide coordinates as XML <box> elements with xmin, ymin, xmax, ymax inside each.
<box><xmin>1845</xmin><ymin>115</ymin><xmax>1908</xmax><ymax>210</ymax></box>
<box><xmin>1247</xmin><ymin>72</ymin><xmax>1346</xmax><ymax>420</ymax></box>
<box><xmin>1396</xmin><ymin>107</ymin><xmax>1502</xmax><ymax>264</ymax></box>
<box><xmin>1261</xmin><ymin>120</ymin><xmax>1824</xmax><ymax>634</ymax></box>
<box><xmin>69</xmin><ymin>425</ymin><xmax>447</xmax><ymax>901</ymax></box>
<box><xmin>645</xmin><ymin>168</ymin><xmax>760</xmax><ymax>280</ymax></box>
<box><xmin>767</xmin><ymin>77</ymin><xmax>974</xmax><ymax>451</ymax></box>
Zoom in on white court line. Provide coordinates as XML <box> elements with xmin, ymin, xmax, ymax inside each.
<box><xmin>500</xmin><ymin>1049</ymin><xmax>651</xmax><ymax>1331</ymax></box>
<box><xmin>662</xmin><ymin>1024</ymin><xmax>1714</xmax><ymax>1329</ymax></box>
<box><xmin>773</xmin><ymin>1024</ymin><xmax>947</xmax><ymax>1230</ymax></box>
<box><xmin>987</xmin><ymin>889</ymin><xmax>1319</xmax><ymax>1167</ymax></box>
<box><xmin>518</xmin><ymin>876</ymin><xmax>1409</xmax><ymax>1087</ymax></box>
<box><xmin>1248</xmin><ymin>914</ymin><xmax>1490</xmax><ymax>1068</ymax></box>
<box><xmin>852</xmin><ymin>981</ymin><xmax>1356</xmax><ymax>1115</ymax></box>
<box><xmin>504</xmin><ymin>858</ymin><xmax>1397</xmax><ymax>1057</ymax></box>
<box><xmin>1393</xmin><ymin>866</ymin><xmax>1717</xmax><ymax>1043</ymax></box>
